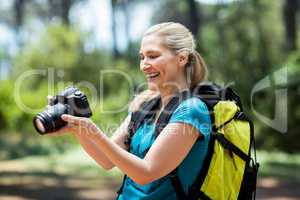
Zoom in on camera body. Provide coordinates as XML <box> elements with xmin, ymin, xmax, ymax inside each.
<box><xmin>33</xmin><ymin>86</ymin><xmax>92</xmax><ymax>135</ymax></box>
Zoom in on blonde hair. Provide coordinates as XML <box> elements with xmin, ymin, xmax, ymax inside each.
<box><xmin>129</xmin><ymin>22</ymin><xmax>208</xmax><ymax>112</ymax></box>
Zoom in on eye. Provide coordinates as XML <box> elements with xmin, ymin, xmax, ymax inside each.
<box><xmin>139</xmin><ymin>54</ymin><xmax>144</xmax><ymax>60</ymax></box>
<box><xmin>149</xmin><ymin>55</ymin><xmax>159</xmax><ymax>59</ymax></box>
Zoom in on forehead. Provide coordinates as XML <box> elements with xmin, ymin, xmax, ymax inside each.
<box><xmin>140</xmin><ymin>34</ymin><xmax>168</xmax><ymax>53</ymax></box>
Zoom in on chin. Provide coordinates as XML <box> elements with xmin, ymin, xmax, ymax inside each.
<box><xmin>147</xmin><ymin>82</ymin><xmax>159</xmax><ymax>91</ymax></box>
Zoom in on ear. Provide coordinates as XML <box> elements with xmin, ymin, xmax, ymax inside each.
<box><xmin>177</xmin><ymin>51</ymin><xmax>189</xmax><ymax>68</ymax></box>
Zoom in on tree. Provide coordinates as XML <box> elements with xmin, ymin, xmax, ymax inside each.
<box><xmin>13</xmin><ymin>0</ymin><xmax>26</xmax><ymax>31</ymax></box>
<box><xmin>283</xmin><ymin>0</ymin><xmax>298</xmax><ymax>51</ymax></box>
<box><xmin>120</xmin><ymin>0</ymin><xmax>132</xmax><ymax>52</ymax></box>
<box><xmin>48</xmin><ymin>0</ymin><xmax>84</xmax><ymax>26</ymax></box>
<box><xmin>187</xmin><ymin>0</ymin><xmax>201</xmax><ymax>36</ymax></box>
<box><xmin>111</xmin><ymin>0</ymin><xmax>121</xmax><ymax>59</ymax></box>
<box><xmin>61</xmin><ymin>0</ymin><xmax>71</xmax><ymax>25</ymax></box>
<box><xmin>252</xmin><ymin>0</ymin><xmax>272</xmax><ymax>76</ymax></box>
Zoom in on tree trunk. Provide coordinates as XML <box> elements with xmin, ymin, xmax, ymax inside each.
<box><xmin>252</xmin><ymin>0</ymin><xmax>271</xmax><ymax>76</ymax></box>
<box><xmin>14</xmin><ymin>0</ymin><xmax>25</xmax><ymax>30</ymax></box>
<box><xmin>48</xmin><ymin>0</ymin><xmax>71</xmax><ymax>26</ymax></box>
<box><xmin>121</xmin><ymin>0</ymin><xmax>131</xmax><ymax>52</ymax></box>
<box><xmin>187</xmin><ymin>0</ymin><xmax>200</xmax><ymax>36</ymax></box>
<box><xmin>214</xmin><ymin>2</ymin><xmax>230</xmax><ymax>79</ymax></box>
<box><xmin>283</xmin><ymin>0</ymin><xmax>298</xmax><ymax>51</ymax></box>
<box><xmin>61</xmin><ymin>0</ymin><xmax>71</xmax><ymax>25</ymax></box>
<box><xmin>48</xmin><ymin>0</ymin><xmax>59</xmax><ymax>21</ymax></box>
<box><xmin>111</xmin><ymin>0</ymin><xmax>120</xmax><ymax>59</ymax></box>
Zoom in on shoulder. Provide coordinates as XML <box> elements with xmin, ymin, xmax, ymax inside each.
<box><xmin>169</xmin><ymin>97</ymin><xmax>211</xmax><ymax>138</ymax></box>
<box><xmin>174</xmin><ymin>97</ymin><xmax>210</xmax><ymax>117</ymax></box>
<box><xmin>181</xmin><ymin>97</ymin><xmax>208</xmax><ymax>108</ymax></box>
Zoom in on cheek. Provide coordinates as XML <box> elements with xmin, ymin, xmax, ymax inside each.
<box><xmin>164</xmin><ymin>58</ymin><xmax>180</xmax><ymax>75</ymax></box>
<box><xmin>156</xmin><ymin>56</ymin><xmax>175</xmax><ymax>72</ymax></box>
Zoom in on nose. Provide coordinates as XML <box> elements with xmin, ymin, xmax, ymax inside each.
<box><xmin>140</xmin><ymin>61</ymin><xmax>151</xmax><ymax>72</ymax></box>
<box><xmin>141</xmin><ymin>64</ymin><xmax>150</xmax><ymax>71</ymax></box>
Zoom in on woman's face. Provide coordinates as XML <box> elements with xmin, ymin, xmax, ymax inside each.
<box><xmin>139</xmin><ymin>34</ymin><xmax>186</xmax><ymax>92</ymax></box>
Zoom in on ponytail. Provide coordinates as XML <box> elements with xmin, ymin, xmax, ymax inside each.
<box><xmin>189</xmin><ymin>51</ymin><xmax>208</xmax><ymax>88</ymax></box>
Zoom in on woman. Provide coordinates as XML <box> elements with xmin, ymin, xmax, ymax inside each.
<box><xmin>50</xmin><ymin>22</ymin><xmax>211</xmax><ymax>199</ymax></box>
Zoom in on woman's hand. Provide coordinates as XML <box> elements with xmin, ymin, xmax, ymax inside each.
<box><xmin>46</xmin><ymin>95</ymin><xmax>101</xmax><ymax>137</ymax></box>
<box><xmin>47</xmin><ymin>114</ymin><xmax>101</xmax><ymax>137</ymax></box>
<box><xmin>60</xmin><ymin>114</ymin><xmax>101</xmax><ymax>137</ymax></box>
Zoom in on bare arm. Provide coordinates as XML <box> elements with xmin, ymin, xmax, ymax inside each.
<box><xmin>92</xmin><ymin>122</ymin><xmax>199</xmax><ymax>185</ymax></box>
<box><xmin>62</xmin><ymin>114</ymin><xmax>200</xmax><ymax>185</ymax></box>
<box><xmin>75</xmin><ymin>114</ymin><xmax>131</xmax><ymax>170</ymax></box>
<box><xmin>49</xmin><ymin>114</ymin><xmax>131</xmax><ymax>170</ymax></box>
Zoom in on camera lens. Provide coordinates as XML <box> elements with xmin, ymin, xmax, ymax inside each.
<box><xmin>35</xmin><ymin>118</ymin><xmax>45</xmax><ymax>133</ymax></box>
<box><xmin>33</xmin><ymin>103</ymin><xmax>69</xmax><ymax>135</ymax></box>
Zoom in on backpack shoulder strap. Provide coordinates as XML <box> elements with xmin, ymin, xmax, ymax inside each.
<box><xmin>117</xmin><ymin>96</ymin><xmax>161</xmax><ymax>197</ymax></box>
<box><xmin>154</xmin><ymin>90</ymin><xmax>191</xmax><ymax>200</ymax></box>
<box><xmin>154</xmin><ymin>90</ymin><xmax>191</xmax><ymax>136</ymax></box>
<box><xmin>125</xmin><ymin>96</ymin><xmax>161</xmax><ymax>148</ymax></box>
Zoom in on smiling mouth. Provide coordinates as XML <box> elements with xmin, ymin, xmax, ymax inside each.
<box><xmin>146</xmin><ymin>72</ymin><xmax>160</xmax><ymax>80</ymax></box>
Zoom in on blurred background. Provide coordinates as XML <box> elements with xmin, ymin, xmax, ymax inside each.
<box><xmin>0</xmin><ymin>0</ymin><xmax>299</xmax><ymax>199</ymax></box>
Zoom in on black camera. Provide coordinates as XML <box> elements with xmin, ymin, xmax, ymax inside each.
<box><xmin>33</xmin><ymin>86</ymin><xmax>92</xmax><ymax>135</ymax></box>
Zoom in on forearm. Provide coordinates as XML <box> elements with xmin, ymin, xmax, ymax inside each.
<box><xmin>91</xmin><ymin>131</ymin><xmax>152</xmax><ymax>185</ymax></box>
<box><xmin>60</xmin><ymin>114</ymin><xmax>152</xmax><ymax>184</ymax></box>
<box><xmin>75</xmin><ymin>134</ymin><xmax>115</xmax><ymax>170</ymax></box>
<box><xmin>60</xmin><ymin>115</ymin><xmax>197</xmax><ymax>186</ymax></box>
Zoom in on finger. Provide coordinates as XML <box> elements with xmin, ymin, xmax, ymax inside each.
<box><xmin>61</xmin><ymin>114</ymin><xmax>82</xmax><ymax>125</ymax></box>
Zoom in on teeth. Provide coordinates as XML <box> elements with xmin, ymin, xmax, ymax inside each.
<box><xmin>147</xmin><ymin>72</ymin><xmax>160</xmax><ymax>78</ymax></box>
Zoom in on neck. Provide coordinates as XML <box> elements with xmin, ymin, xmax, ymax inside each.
<box><xmin>159</xmin><ymin>84</ymin><xmax>189</xmax><ymax>108</ymax></box>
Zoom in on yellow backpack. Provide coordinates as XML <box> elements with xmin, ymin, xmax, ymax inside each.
<box><xmin>119</xmin><ymin>83</ymin><xmax>259</xmax><ymax>200</ymax></box>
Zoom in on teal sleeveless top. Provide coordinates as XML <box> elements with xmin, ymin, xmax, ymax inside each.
<box><xmin>117</xmin><ymin>97</ymin><xmax>211</xmax><ymax>200</ymax></box>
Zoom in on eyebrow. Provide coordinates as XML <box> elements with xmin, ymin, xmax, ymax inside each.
<box><xmin>139</xmin><ymin>50</ymin><xmax>160</xmax><ymax>55</ymax></box>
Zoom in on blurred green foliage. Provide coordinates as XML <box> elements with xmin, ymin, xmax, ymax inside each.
<box><xmin>258</xmin><ymin>150</ymin><xmax>300</xmax><ymax>182</ymax></box>
<box><xmin>0</xmin><ymin>24</ymin><xmax>140</xmax><ymax>159</ymax></box>
<box><xmin>0</xmin><ymin>0</ymin><xmax>299</xmax><ymax>159</ymax></box>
